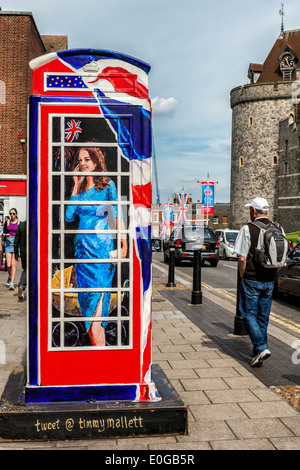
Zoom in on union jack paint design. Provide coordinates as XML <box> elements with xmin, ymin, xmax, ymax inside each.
<box><xmin>27</xmin><ymin>50</ymin><xmax>158</xmax><ymax>403</ymax></box>
<box><xmin>65</xmin><ymin>118</ymin><xmax>82</xmax><ymax>142</ymax></box>
<box><xmin>177</xmin><ymin>191</ymin><xmax>188</xmax><ymax>225</ymax></box>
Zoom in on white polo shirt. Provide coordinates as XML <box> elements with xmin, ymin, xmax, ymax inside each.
<box><xmin>234</xmin><ymin>217</ymin><xmax>269</xmax><ymax>258</ymax></box>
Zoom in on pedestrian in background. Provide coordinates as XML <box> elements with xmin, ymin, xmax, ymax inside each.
<box><xmin>14</xmin><ymin>220</ymin><xmax>27</xmax><ymax>301</ymax></box>
<box><xmin>234</xmin><ymin>197</ymin><xmax>285</xmax><ymax>367</ymax></box>
<box><xmin>3</xmin><ymin>209</ymin><xmax>20</xmax><ymax>289</ymax></box>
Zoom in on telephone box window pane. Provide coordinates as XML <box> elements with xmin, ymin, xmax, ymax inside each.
<box><xmin>121</xmin><ymin>321</ymin><xmax>130</xmax><ymax>345</ymax></box>
<box><xmin>121</xmin><ymin>292</ymin><xmax>130</xmax><ymax>316</ymax></box>
<box><xmin>52</xmin><ymin>293</ymin><xmax>60</xmax><ymax>318</ymax></box>
<box><xmin>64</xmin><ymin>204</ymin><xmax>119</xmax><ymax>231</ymax></box>
<box><xmin>52</xmin><ymin>205</ymin><xmax>60</xmax><ymax>230</ymax></box>
<box><xmin>63</xmin><ymin>234</ymin><xmax>118</xmax><ymax>260</ymax></box>
<box><xmin>64</xmin><ymin>117</ymin><xmax>117</xmax><ymax>144</ymax></box>
<box><xmin>52</xmin><ymin>146</ymin><xmax>61</xmax><ymax>171</ymax></box>
<box><xmin>55</xmin><ymin>262</ymin><xmax>118</xmax><ymax>298</ymax></box>
<box><xmin>52</xmin><ymin>117</ymin><xmax>61</xmax><ymax>143</ymax></box>
<box><xmin>52</xmin><ymin>176</ymin><xmax>61</xmax><ymax>201</ymax></box>
<box><xmin>64</xmin><ymin>147</ymin><xmax>76</xmax><ymax>172</ymax></box>
<box><xmin>103</xmin><ymin>147</ymin><xmax>118</xmax><ymax>173</ymax></box>
<box><xmin>121</xmin><ymin>176</ymin><xmax>130</xmax><ymax>199</ymax></box>
<box><xmin>121</xmin><ymin>262</ymin><xmax>130</xmax><ymax>288</ymax></box>
<box><xmin>118</xmin><ymin>118</ymin><xmax>131</xmax><ymax>144</ymax></box>
<box><xmin>105</xmin><ymin>320</ymin><xmax>129</xmax><ymax>347</ymax></box>
<box><xmin>52</xmin><ymin>234</ymin><xmax>61</xmax><ymax>259</ymax></box>
<box><xmin>64</xmin><ymin>176</ymin><xmax>118</xmax><ymax>202</ymax></box>
<box><xmin>52</xmin><ymin>322</ymin><xmax>61</xmax><ymax>347</ymax></box>
<box><xmin>63</xmin><ymin>146</ymin><xmax>118</xmax><ymax>174</ymax></box>
<box><xmin>52</xmin><ymin>321</ymin><xmax>83</xmax><ymax>348</ymax></box>
<box><xmin>121</xmin><ymin>149</ymin><xmax>130</xmax><ymax>172</ymax></box>
<box><xmin>52</xmin><ymin>321</ymin><xmax>92</xmax><ymax>348</ymax></box>
<box><xmin>64</xmin><ymin>321</ymin><xmax>91</xmax><ymax>347</ymax></box>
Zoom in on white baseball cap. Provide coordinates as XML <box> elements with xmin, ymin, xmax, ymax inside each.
<box><xmin>245</xmin><ymin>197</ymin><xmax>269</xmax><ymax>211</ymax></box>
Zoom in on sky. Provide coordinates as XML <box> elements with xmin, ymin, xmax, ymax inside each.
<box><xmin>2</xmin><ymin>0</ymin><xmax>300</xmax><ymax>204</ymax></box>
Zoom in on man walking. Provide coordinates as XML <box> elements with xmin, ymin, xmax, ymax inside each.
<box><xmin>234</xmin><ymin>197</ymin><xmax>285</xmax><ymax>367</ymax></box>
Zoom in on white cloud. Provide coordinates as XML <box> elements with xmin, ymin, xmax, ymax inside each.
<box><xmin>151</xmin><ymin>97</ymin><xmax>178</xmax><ymax>115</ymax></box>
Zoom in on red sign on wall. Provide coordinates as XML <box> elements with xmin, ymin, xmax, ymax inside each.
<box><xmin>0</xmin><ymin>179</ymin><xmax>27</xmax><ymax>196</ymax></box>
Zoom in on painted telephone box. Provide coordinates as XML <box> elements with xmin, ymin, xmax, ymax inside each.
<box><xmin>26</xmin><ymin>49</ymin><xmax>156</xmax><ymax>403</ymax></box>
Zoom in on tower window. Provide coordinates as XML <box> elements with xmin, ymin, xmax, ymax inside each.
<box><xmin>272</xmin><ymin>155</ymin><xmax>278</xmax><ymax>165</ymax></box>
<box><xmin>282</xmin><ymin>69</ymin><xmax>293</xmax><ymax>81</ymax></box>
<box><xmin>239</xmin><ymin>156</ymin><xmax>244</xmax><ymax>167</ymax></box>
<box><xmin>248</xmin><ymin>116</ymin><xmax>253</xmax><ymax>127</ymax></box>
<box><xmin>285</xmin><ymin>140</ymin><xmax>288</xmax><ymax>153</ymax></box>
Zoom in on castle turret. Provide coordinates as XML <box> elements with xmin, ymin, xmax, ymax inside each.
<box><xmin>230</xmin><ymin>30</ymin><xmax>300</xmax><ymax>228</ymax></box>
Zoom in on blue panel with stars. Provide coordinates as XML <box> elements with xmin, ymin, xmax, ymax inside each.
<box><xmin>46</xmin><ymin>75</ymin><xmax>88</xmax><ymax>90</ymax></box>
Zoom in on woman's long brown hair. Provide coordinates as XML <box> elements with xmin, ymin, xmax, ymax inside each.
<box><xmin>72</xmin><ymin>147</ymin><xmax>110</xmax><ymax>192</ymax></box>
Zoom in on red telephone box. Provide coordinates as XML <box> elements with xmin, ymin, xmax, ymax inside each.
<box><xmin>26</xmin><ymin>49</ymin><xmax>156</xmax><ymax>403</ymax></box>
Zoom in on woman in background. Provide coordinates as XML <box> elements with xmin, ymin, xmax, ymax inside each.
<box><xmin>3</xmin><ymin>209</ymin><xmax>20</xmax><ymax>289</ymax></box>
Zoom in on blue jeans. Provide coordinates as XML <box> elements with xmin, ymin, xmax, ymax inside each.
<box><xmin>239</xmin><ymin>279</ymin><xmax>274</xmax><ymax>355</ymax></box>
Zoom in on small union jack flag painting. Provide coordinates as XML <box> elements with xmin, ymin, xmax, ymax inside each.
<box><xmin>177</xmin><ymin>191</ymin><xmax>188</xmax><ymax>225</ymax></box>
<box><xmin>65</xmin><ymin>119</ymin><xmax>82</xmax><ymax>142</ymax></box>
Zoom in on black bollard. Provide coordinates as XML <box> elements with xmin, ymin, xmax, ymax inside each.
<box><xmin>191</xmin><ymin>249</ymin><xmax>202</xmax><ymax>304</ymax></box>
<box><xmin>166</xmin><ymin>246</ymin><xmax>176</xmax><ymax>287</ymax></box>
<box><xmin>233</xmin><ymin>268</ymin><xmax>247</xmax><ymax>335</ymax></box>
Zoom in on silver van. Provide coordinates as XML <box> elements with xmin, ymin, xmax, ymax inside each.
<box><xmin>215</xmin><ymin>229</ymin><xmax>239</xmax><ymax>260</ymax></box>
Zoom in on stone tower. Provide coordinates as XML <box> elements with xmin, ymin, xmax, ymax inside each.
<box><xmin>230</xmin><ymin>30</ymin><xmax>300</xmax><ymax>229</ymax></box>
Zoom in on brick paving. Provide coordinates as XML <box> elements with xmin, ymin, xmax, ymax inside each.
<box><xmin>0</xmin><ymin>263</ymin><xmax>300</xmax><ymax>450</ymax></box>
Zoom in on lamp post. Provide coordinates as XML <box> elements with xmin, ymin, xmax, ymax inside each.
<box><xmin>191</xmin><ymin>247</ymin><xmax>202</xmax><ymax>304</ymax></box>
<box><xmin>166</xmin><ymin>245</ymin><xmax>176</xmax><ymax>287</ymax></box>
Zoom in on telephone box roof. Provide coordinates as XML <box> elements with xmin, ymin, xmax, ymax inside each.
<box><xmin>30</xmin><ymin>48</ymin><xmax>151</xmax><ymax>74</ymax></box>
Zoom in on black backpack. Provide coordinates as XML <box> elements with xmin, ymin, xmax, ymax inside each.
<box><xmin>249</xmin><ymin>220</ymin><xmax>288</xmax><ymax>269</ymax></box>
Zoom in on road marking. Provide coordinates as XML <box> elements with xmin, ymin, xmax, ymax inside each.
<box><xmin>224</xmin><ymin>264</ymin><xmax>238</xmax><ymax>270</ymax></box>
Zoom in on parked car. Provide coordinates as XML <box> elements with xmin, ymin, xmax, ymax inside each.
<box><xmin>163</xmin><ymin>225</ymin><xmax>219</xmax><ymax>267</ymax></box>
<box><xmin>215</xmin><ymin>229</ymin><xmax>239</xmax><ymax>260</ymax></box>
<box><xmin>274</xmin><ymin>243</ymin><xmax>300</xmax><ymax>298</ymax></box>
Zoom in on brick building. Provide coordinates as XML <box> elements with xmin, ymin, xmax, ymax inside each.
<box><xmin>0</xmin><ymin>10</ymin><xmax>67</xmax><ymax>222</ymax></box>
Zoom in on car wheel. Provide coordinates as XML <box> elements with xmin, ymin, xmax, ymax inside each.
<box><xmin>210</xmin><ymin>260</ymin><xmax>218</xmax><ymax>267</ymax></box>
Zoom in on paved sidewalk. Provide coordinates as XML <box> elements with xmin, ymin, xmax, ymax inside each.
<box><xmin>0</xmin><ymin>264</ymin><xmax>300</xmax><ymax>450</ymax></box>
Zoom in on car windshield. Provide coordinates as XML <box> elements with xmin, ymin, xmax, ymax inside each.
<box><xmin>174</xmin><ymin>226</ymin><xmax>213</xmax><ymax>240</ymax></box>
<box><xmin>225</xmin><ymin>232</ymin><xmax>238</xmax><ymax>243</ymax></box>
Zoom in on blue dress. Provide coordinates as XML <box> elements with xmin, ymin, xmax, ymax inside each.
<box><xmin>65</xmin><ymin>180</ymin><xmax>118</xmax><ymax>332</ymax></box>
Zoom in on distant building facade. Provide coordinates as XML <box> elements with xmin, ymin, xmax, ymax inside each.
<box><xmin>277</xmin><ymin>110</ymin><xmax>300</xmax><ymax>231</ymax></box>
<box><xmin>151</xmin><ymin>200</ymin><xmax>230</xmax><ymax>243</ymax></box>
<box><xmin>0</xmin><ymin>10</ymin><xmax>67</xmax><ymax>222</ymax></box>
<box><xmin>230</xmin><ymin>29</ymin><xmax>300</xmax><ymax>231</ymax></box>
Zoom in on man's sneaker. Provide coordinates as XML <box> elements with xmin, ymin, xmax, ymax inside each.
<box><xmin>18</xmin><ymin>287</ymin><xmax>24</xmax><ymax>301</ymax></box>
<box><xmin>9</xmin><ymin>283</ymin><xmax>15</xmax><ymax>290</ymax></box>
<box><xmin>251</xmin><ymin>349</ymin><xmax>271</xmax><ymax>367</ymax></box>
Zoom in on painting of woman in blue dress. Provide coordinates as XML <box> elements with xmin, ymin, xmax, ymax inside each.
<box><xmin>65</xmin><ymin>146</ymin><xmax>127</xmax><ymax>346</ymax></box>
